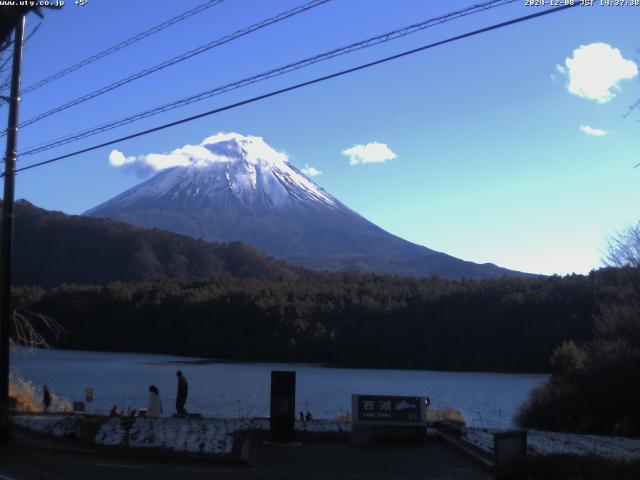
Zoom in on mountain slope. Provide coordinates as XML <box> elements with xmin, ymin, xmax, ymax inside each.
<box><xmin>86</xmin><ymin>133</ymin><xmax>530</xmax><ymax>279</ymax></box>
<box><xmin>10</xmin><ymin>200</ymin><xmax>303</xmax><ymax>286</ymax></box>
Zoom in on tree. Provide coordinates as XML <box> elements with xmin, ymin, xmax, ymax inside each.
<box><xmin>11</xmin><ymin>308</ymin><xmax>64</xmax><ymax>349</ymax></box>
<box><xmin>604</xmin><ymin>221</ymin><xmax>640</xmax><ymax>268</ymax></box>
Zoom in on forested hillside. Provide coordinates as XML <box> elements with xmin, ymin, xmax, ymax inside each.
<box><xmin>15</xmin><ymin>267</ymin><xmax>639</xmax><ymax>373</ymax></box>
<box><xmin>10</xmin><ymin>200</ymin><xmax>303</xmax><ymax>285</ymax></box>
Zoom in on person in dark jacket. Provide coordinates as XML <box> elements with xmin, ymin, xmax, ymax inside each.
<box><xmin>43</xmin><ymin>385</ymin><xmax>52</xmax><ymax>412</ymax></box>
<box><xmin>176</xmin><ymin>370</ymin><xmax>188</xmax><ymax>416</ymax></box>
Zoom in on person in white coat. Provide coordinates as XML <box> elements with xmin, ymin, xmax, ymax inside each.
<box><xmin>147</xmin><ymin>385</ymin><xmax>163</xmax><ymax>418</ymax></box>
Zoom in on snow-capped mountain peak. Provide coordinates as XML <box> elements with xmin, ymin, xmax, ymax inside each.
<box><xmin>86</xmin><ymin>133</ymin><xmax>529</xmax><ymax>279</ymax></box>
<box><xmin>93</xmin><ymin>133</ymin><xmax>336</xmax><ymax>211</ymax></box>
<box><xmin>199</xmin><ymin>132</ymin><xmax>289</xmax><ymax>169</ymax></box>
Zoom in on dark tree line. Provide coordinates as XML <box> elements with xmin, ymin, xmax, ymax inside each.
<box><xmin>14</xmin><ymin>266</ymin><xmax>639</xmax><ymax>374</ymax></box>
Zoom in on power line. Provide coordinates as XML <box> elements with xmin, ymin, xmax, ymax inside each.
<box><xmin>20</xmin><ymin>0</ymin><xmax>517</xmax><ymax>157</ymax></box>
<box><xmin>8</xmin><ymin>3</ymin><xmax>578</xmax><ymax>177</ymax></box>
<box><xmin>0</xmin><ymin>53</ymin><xmax>12</xmax><ymax>75</ymax></box>
<box><xmin>0</xmin><ymin>22</ymin><xmax>41</xmax><ymax>93</ymax></box>
<box><xmin>8</xmin><ymin>0</ymin><xmax>332</xmax><ymax>134</ymax></box>
<box><xmin>623</xmin><ymin>99</ymin><xmax>639</xmax><ymax>118</ymax></box>
<box><xmin>0</xmin><ymin>0</ymin><xmax>225</xmax><ymax>98</ymax></box>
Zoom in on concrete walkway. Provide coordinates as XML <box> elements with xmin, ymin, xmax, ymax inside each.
<box><xmin>1</xmin><ymin>430</ymin><xmax>492</xmax><ymax>480</ymax></box>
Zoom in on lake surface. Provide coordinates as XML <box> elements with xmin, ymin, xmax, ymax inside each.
<box><xmin>11</xmin><ymin>348</ymin><xmax>547</xmax><ymax>428</ymax></box>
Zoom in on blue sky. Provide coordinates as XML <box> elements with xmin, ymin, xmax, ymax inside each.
<box><xmin>6</xmin><ymin>0</ymin><xmax>640</xmax><ymax>275</ymax></box>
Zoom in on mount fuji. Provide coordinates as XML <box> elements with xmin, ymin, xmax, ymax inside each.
<box><xmin>85</xmin><ymin>133</ymin><xmax>528</xmax><ymax>278</ymax></box>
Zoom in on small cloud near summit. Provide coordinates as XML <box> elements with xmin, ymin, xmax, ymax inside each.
<box><xmin>108</xmin><ymin>132</ymin><xmax>289</xmax><ymax>177</ymax></box>
<box><xmin>109</xmin><ymin>149</ymin><xmax>136</xmax><ymax>167</ymax></box>
<box><xmin>342</xmin><ymin>142</ymin><xmax>397</xmax><ymax>166</ymax></box>
<box><xmin>301</xmin><ymin>164</ymin><xmax>322</xmax><ymax>177</ymax></box>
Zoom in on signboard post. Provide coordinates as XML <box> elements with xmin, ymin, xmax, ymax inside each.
<box><xmin>270</xmin><ymin>371</ymin><xmax>296</xmax><ymax>442</ymax></box>
<box><xmin>85</xmin><ymin>387</ymin><xmax>93</xmax><ymax>415</ymax></box>
<box><xmin>353</xmin><ymin>395</ymin><xmax>426</xmax><ymax>425</ymax></box>
<box><xmin>351</xmin><ymin>394</ymin><xmax>428</xmax><ymax>446</ymax></box>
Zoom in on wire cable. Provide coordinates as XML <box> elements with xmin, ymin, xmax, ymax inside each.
<box><xmin>8</xmin><ymin>3</ymin><xmax>578</xmax><ymax>177</ymax></box>
<box><xmin>0</xmin><ymin>22</ymin><xmax>42</xmax><ymax>93</ymax></box>
<box><xmin>9</xmin><ymin>0</ymin><xmax>332</xmax><ymax>134</ymax></box>
<box><xmin>0</xmin><ymin>0</ymin><xmax>226</xmax><ymax>98</ymax></box>
<box><xmin>0</xmin><ymin>18</ymin><xmax>42</xmax><ymax>74</ymax></box>
<box><xmin>19</xmin><ymin>0</ymin><xmax>516</xmax><ymax>157</ymax></box>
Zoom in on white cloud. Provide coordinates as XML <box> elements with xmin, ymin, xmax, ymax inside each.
<box><xmin>108</xmin><ymin>132</ymin><xmax>289</xmax><ymax>176</ymax></box>
<box><xmin>342</xmin><ymin>142</ymin><xmax>397</xmax><ymax>166</ymax></box>
<box><xmin>108</xmin><ymin>149</ymin><xmax>136</xmax><ymax>167</ymax></box>
<box><xmin>580</xmin><ymin>125</ymin><xmax>608</xmax><ymax>137</ymax></box>
<box><xmin>146</xmin><ymin>151</ymin><xmax>192</xmax><ymax>170</ymax></box>
<box><xmin>300</xmin><ymin>164</ymin><xmax>322</xmax><ymax>177</ymax></box>
<box><xmin>563</xmin><ymin>43</ymin><xmax>638</xmax><ymax>103</ymax></box>
<box><xmin>555</xmin><ymin>63</ymin><xmax>566</xmax><ymax>75</ymax></box>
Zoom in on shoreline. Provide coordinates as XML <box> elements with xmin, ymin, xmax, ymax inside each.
<box><xmin>10</xmin><ymin>346</ymin><xmax>551</xmax><ymax>376</ymax></box>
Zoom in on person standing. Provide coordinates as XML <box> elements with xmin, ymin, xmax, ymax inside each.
<box><xmin>147</xmin><ymin>385</ymin><xmax>163</xmax><ymax>418</ymax></box>
<box><xmin>176</xmin><ymin>371</ymin><xmax>188</xmax><ymax>416</ymax></box>
<box><xmin>42</xmin><ymin>385</ymin><xmax>51</xmax><ymax>412</ymax></box>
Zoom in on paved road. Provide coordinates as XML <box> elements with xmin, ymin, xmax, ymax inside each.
<box><xmin>0</xmin><ymin>438</ymin><xmax>492</xmax><ymax>480</ymax></box>
<box><xmin>251</xmin><ymin>436</ymin><xmax>492</xmax><ymax>479</ymax></box>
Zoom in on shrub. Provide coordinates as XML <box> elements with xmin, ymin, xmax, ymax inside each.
<box><xmin>9</xmin><ymin>373</ymin><xmax>71</xmax><ymax>413</ymax></box>
<box><xmin>516</xmin><ymin>295</ymin><xmax>640</xmax><ymax>436</ymax></box>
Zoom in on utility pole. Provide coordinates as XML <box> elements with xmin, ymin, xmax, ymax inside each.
<box><xmin>0</xmin><ymin>14</ymin><xmax>26</xmax><ymax>447</ymax></box>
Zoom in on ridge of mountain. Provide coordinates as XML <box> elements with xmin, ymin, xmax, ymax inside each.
<box><xmin>9</xmin><ymin>199</ymin><xmax>304</xmax><ymax>286</ymax></box>
<box><xmin>85</xmin><ymin>133</ymin><xmax>532</xmax><ymax>279</ymax></box>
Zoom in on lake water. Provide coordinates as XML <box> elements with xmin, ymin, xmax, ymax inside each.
<box><xmin>10</xmin><ymin>348</ymin><xmax>547</xmax><ymax>428</ymax></box>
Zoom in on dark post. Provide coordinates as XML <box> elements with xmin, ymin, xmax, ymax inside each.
<box><xmin>269</xmin><ymin>370</ymin><xmax>295</xmax><ymax>442</ymax></box>
<box><xmin>494</xmin><ymin>430</ymin><xmax>527</xmax><ymax>480</ymax></box>
<box><xmin>0</xmin><ymin>14</ymin><xmax>26</xmax><ymax>447</ymax></box>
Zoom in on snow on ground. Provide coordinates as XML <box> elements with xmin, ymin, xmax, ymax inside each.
<box><xmin>128</xmin><ymin>418</ymin><xmax>240</xmax><ymax>455</ymax></box>
<box><xmin>14</xmin><ymin>413</ymin><xmax>352</xmax><ymax>456</ymax></box>
<box><xmin>16</xmin><ymin>413</ymin><xmax>638</xmax><ymax>460</ymax></box>
<box><xmin>527</xmin><ymin>430</ymin><xmax>640</xmax><ymax>459</ymax></box>
<box><xmin>94</xmin><ymin>417</ymin><xmax>126</xmax><ymax>446</ymax></box>
<box><xmin>462</xmin><ymin>427</ymin><xmax>640</xmax><ymax>460</ymax></box>
<box><xmin>12</xmin><ymin>414</ymin><xmax>82</xmax><ymax>438</ymax></box>
<box><xmin>18</xmin><ymin>413</ymin><xmax>638</xmax><ymax>460</ymax></box>
<box><xmin>101</xmin><ymin>417</ymin><xmax>350</xmax><ymax>455</ymax></box>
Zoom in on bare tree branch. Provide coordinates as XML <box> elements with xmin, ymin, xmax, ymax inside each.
<box><xmin>604</xmin><ymin>221</ymin><xmax>640</xmax><ymax>268</ymax></box>
<box><xmin>10</xmin><ymin>307</ymin><xmax>66</xmax><ymax>349</ymax></box>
